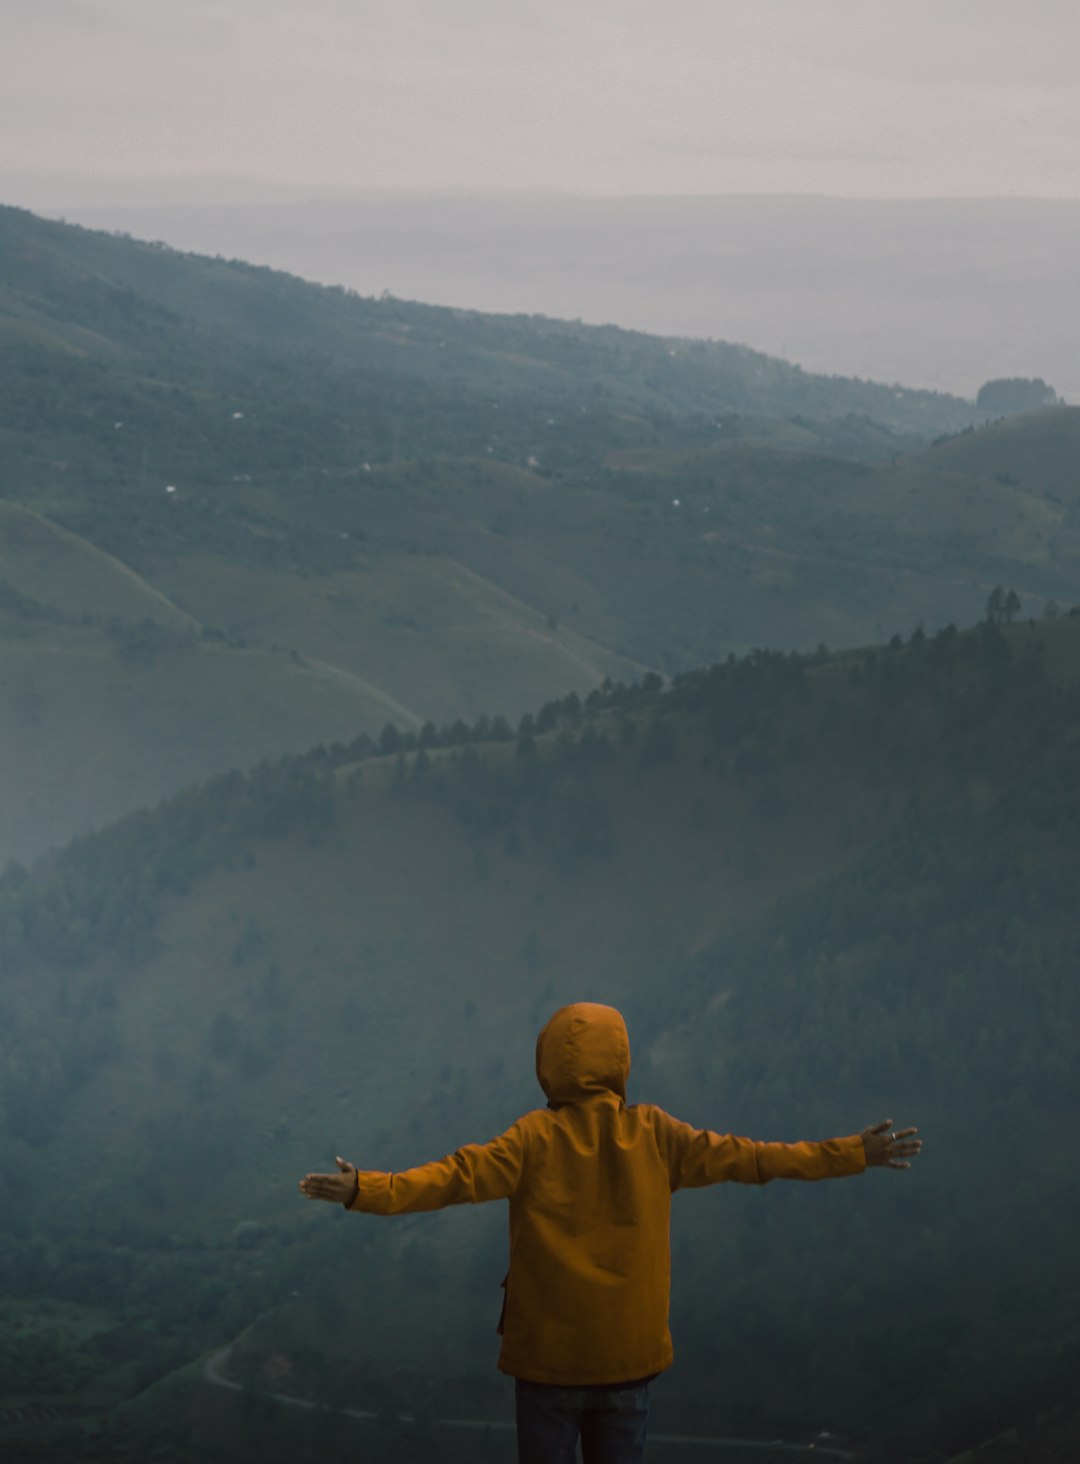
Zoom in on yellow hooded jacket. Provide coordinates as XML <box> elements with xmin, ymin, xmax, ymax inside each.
<box><xmin>346</xmin><ymin>1002</ymin><xmax>866</xmax><ymax>1384</ymax></box>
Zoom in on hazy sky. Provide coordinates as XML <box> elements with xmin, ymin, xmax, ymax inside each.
<box><xmin>2</xmin><ymin>0</ymin><xmax>1078</xmax><ymax>204</ymax></box>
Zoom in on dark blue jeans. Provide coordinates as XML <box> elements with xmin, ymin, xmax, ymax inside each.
<box><xmin>515</xmin><ymin>1378</ymin><xmax>650</xmax><ymax>1464</ymax></box>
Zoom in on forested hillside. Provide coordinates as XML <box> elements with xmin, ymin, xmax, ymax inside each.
<box><xmin>4</xmin><ymin>204</ymin><xmax>1080</xmax><ymax>866</ymax></box>
<box><xmin>1</xmin><ymin>613</ymin><xmax>1077</xmax><ymax>1461</ymax></box>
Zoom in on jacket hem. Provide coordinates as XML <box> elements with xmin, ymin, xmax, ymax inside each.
<box><xmin>499</xmin><ymin>1353</ymin><xmax>673</xmax><ymax>1386</ymax></box>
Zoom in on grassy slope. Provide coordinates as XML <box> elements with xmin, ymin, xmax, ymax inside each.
<box><xmin>0</xmin><ymin>625</ymin><xmax>416</xmax><ymax>859</ymax></box>
<box><xmin>0</xmin><ymin>499</ymin><xmax>194</xmax><ymax>629</ymax></box>
<box><xmin>0</xmin><ymin>503</ymin><xmax>414</xmax><ymax>859</ymax></box>
<box><xmin>0</xmin><ymin>496</ymin><xmax>647</xmax><ymax>862</ymax></box>
<box><xmin>831</xmin><ymin>408</ymin><xmax>1080</xmax><ymax>570</ymax></box>
<box><xmin>922</xmin><ymin>406</ymin><xmax>1080</xmax><ymax>499</ymax></box>
<box><xmin>4</xmin><ymin>203</ymin><xmax>1079</xmax><ymax>872</ymax></box>
<box><xmin>151</xmin><ymin>550</ymin><xmax>648</xmax><ymax>725</ymax></box>
<box><xmin>0</xmin><ymin>500</ymin><xmax>450</xmax><ymax>855</ymax></box>
<box><xmin>597</xmin><ymin>408</ymin><xmax>1080</xmax><ymax>639</ymax></box>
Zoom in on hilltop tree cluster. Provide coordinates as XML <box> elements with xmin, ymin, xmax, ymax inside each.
<box><xmin>975</xmin><ymin>376</ymin><xmax>1061</xmax><ymax>414</ymax></box>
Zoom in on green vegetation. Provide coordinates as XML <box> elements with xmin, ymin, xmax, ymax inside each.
<box><xmin>3</xmin><ymin>202</ymin><xmax>1079</xmax><ymax>1459</ymax></box>
<box><xmin>4</xmin><ymin>204</ymin><xmax>1080</xmax><ymax>867</ymax></box>
<box><xmin>975</xmin><ymin>377</ymin><xmax>1061</xmax><ymax>415</ymax></box>
<box><xmin>0</xmin><ymin>614</ymin><xmax>1077</xmax><ymax>1459</ymax></box>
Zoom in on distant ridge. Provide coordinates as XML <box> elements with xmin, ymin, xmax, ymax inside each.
<box><xmin>48</xmin><ymin>191</ymin><xmax>1080</xmax><ymax>400</ymax></box>
<box><xmin>0</xmin><ymin>202</ymin><xmax>980</xmax><ymax>434</ymax></box>
<box><xmin>2</xmin><ymin>203</ymin><xmax>1077</xmax><ymax>866</ymax></box>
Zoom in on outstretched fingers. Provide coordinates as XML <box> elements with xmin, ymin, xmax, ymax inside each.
<box><xmin>861</xmin><ymin>1119</ymin><xmax>922</xmax><ymax>1168</ymax></box>
<box><xmin>299</xmin><ymin>1156</ymin><xmax>358</xmax><ymax>1203</ymax></box>
<box><xmin>885</xmin><ymin>1134</ymin><xmax>923</xmax><ymax>1168</ymax></box>
<box><xmin>299</xmin><ymin>1172</ymin><xmax>343</xmax><ymax>1201</ymax></box>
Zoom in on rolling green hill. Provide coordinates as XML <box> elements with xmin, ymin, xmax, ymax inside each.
<box><xmin>920</xmin><ymin>405</ymin><xmax>1080</xmax><ymax>500</ymax></box>
<box><xmin>3</xmin><ymin>201</ymin><xmax>1080</xmax><ymax>875</ymax></box>
<box><xmin>0</xmin><ymin>499</ymin><xmax>194</xmax><ymax>629</ymax></box>
<box><xmin>1</xmin><ymin>614</ymin><xmax>1077</xmax><ymax>1460</ymax></box>
<box><xmin>0</xmin><ymin>486</ymin><xmax>643</xmax><ymax>859</ymax></box>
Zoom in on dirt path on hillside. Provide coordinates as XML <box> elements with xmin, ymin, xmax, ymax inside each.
<box><xmin>201</xmin><ymin>1344</ymin><xmax>856</xmax><ymax>1457</ymax></box>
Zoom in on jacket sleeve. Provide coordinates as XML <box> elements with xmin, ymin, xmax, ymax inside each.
<box><xmin>650</xmin><ymin>1109</ymin><xmax>866</xmax><ymax>1190</ymax></box>
<box><xmin>345</xmin><ymin>1121</ymin><xmax>527</xmax><ymax>1214</ymax></box>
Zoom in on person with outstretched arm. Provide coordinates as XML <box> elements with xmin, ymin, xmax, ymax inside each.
<box><xmin>299</xmin><ymin>1001</ymin><xmax>921</xmax><ymax>1464</ymax></box>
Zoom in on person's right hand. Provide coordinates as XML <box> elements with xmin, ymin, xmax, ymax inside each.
<box><xmin>861</xmin><ymin>1119</ymin><xmax>921</xmax><ymax>1169</ymax></box>
<box><xmin>298</xmin><ymin>1155</ymin><xmax>359</xmax><ymax>1203</ymax></box>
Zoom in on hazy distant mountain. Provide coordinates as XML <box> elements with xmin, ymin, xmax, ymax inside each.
<box><xmin>58</xmin><ymin>192</ymin><xmax>1080</xmax><ymax>402</ymax></box>
<box><xmin>3</xmin><ymin>203</ymin><xmax>1079</xmax><ymax>865</ymax></box>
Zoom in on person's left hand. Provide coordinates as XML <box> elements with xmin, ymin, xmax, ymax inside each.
<box><xmin>299</xmin><ymin>1156</ymin><xmax>358</xmax><ymax>1204</ymax></box>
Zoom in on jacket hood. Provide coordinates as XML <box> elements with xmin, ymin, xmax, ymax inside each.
<box><xmin>536</xmin><ymin>1003</ymin><xmax>630</xmax><ymax>1105</ymax></box>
